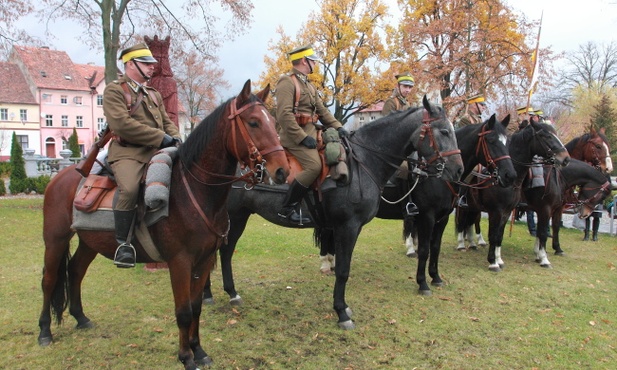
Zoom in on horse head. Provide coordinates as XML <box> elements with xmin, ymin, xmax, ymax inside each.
<box><xmin>414</xmin><ymin>95</ymin><xmax>464</xmax><ymax>182</ymax></box>
<box><xmin>227</xmin><ymin>80</ymin><xmax>289</xmax><ymax>185</ymax></box>
<box><xmin>575</xmin><ymin>167</ymin><xmax>612</xmax><ymax>219</ymax></box>
<box><xmin>585</xmin><ymin>130</ymin><xmax>613</xmax><ymax>173</ymax></box>
<box><xmin>477</xmin><ymin>114</ymin><xmax>516</xmax><ymax>187</ymax></box>
<box><xmin>527</xmin><ymin>121</ymin><xmax>571</xmax><ymax>167</ymax></box>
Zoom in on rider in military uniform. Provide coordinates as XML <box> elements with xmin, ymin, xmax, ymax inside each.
<box><xmin>382</xmin><ymin>72</ymin><xmax>416</xmax><ymax>115</ymax></box>
<box><xmin>456</xmin><ymin>94</ymin><xmax>487</xmax><ymax>207</ymax></box>
<box><xmin>455</xmin><ymin>94</ymin><xmax>487</xmax><ymax>128</ymax></box>
<box><xmin>382</xmin><ymin>72</ymin><xmax>419</xmax><ymax>215</ymax></box>
<box><xmin>276</xmin><ymin>45</ymin><xmax>349</xmax><ymax>224</ymax></box>
<box><xmin>103</xmin><ymin>43</ymin><xmax>181</xmax><ymax>268</ymax></box>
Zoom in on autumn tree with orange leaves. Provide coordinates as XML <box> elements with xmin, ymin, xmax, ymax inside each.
<box><xmin>258</xmin><ymin>0</ymin><xmax>395</xmax><ymax>124</ymax></box>
<box><xmin>396</xmin><ymin>0</ymin><xmax>557</xmax><ymax>119</ymax></box>
<box><xmin>174</xmin><ymin>51</ymin><xmax>231</xmax><ymax>134</ymax></box>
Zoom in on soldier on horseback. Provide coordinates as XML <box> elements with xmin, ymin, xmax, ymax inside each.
<box><xmin>103</xmin><ymin>43</ymin><xmax>182</xmax><ymax>268</ymax></box>
<box><xmin>275</xmin><ymin>45</ymin><xmax>349</xmax><ymax>225</ymax></box>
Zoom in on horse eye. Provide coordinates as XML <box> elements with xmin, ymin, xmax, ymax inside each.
<box><xmin>439</xmin><ymin>129</ymin><xmax>450</xmax><ymax>136</ymax></box>
<box><xmin>595</xmin><ymin>144</ymin><xmax>601</xmax><ymax>149</ymax></box>
<box><xmin>248</xmin><ymin>121</ymin><xmax>259</xmax><ymax>128</ymax></box>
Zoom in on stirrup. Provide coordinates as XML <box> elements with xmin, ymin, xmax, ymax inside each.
<box><xmin>457</xmin><ymin>196</ymin><xmax>468</xmax><ymax>208</ymax></box>
<box><xmin>405</xmin><ymin>202</ymin><xmax>419</xmax><ymax>216</ymax></box>
<box><xmin>114</xmin><ymin>243</ymin><xmax>136</xmax><ymax>268</ymax></box>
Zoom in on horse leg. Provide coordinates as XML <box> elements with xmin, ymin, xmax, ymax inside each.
<box><xmin>428</xmin><ymin>218</ymin><xmax>448</xmax><ymax>288</ymax></box>
<box><xmin>188</xmin><ymin>256</ymin><xmax>215</xmax><ymax>368</ymax></box>
<box><xmin>404</xmin><ymin>216</ymin><xmax>417</xmax><ymax>257</ymax></box>
<box><xmin>319</xmin><ymin>229</ymin><xmax>336</xmax><ymax>274</ymax></box>
<box><xmin>168</xmin><ymin>256</ymin><xmax>203</xmax><ymax>370</ymax></box>
<box><xmin>202</xmin><ymin>275</ymin><xmax>215</xmax><ymax>305</ymax></box>
<box><xmin>534</xmin><ymin>211</ymin><xmax>552</xmax><ymax>268</ymax></box>
<box><xmin>475</xmin><ymin>219</ymin><xmax>487</xmax><ymax>246</ymax></box>
<box><xmin>331</xmin><ymin>225</ymin><xmax>360</xmax><ymax>330</ymax></box>
<box><xmin>456</xmin><ymin>230</ymin><xmax>466</xmax><ymax>251</ymax></box>
<box><xmin>415</xmin><ymin>218</ymin><xmax>432</xmax><ymax>295</ymax></box>
<box><xmin>38</xmin><ymin>238</ymin><xmax>72</xmax><ymax>346</ymax></box>
<box><xmin>486</xmin><ymin>212</ymin><xmax>507</xmax><ymax>272</ymax></box>
<box><xmin>551</xmin><ymin>211</ymin><xmax>564</xmax><ymax>255</ymax></box>
<box><xmin>466</xmin><ymin>225</ymin><xmax>477</xmax><ymax>250</ymax></box>
<box><xmin>221</xmin><ymin>212</ymin><xmax>251</xmax><ymax>305</ymax></box>
<box><xmin>67</xmin><ymin>240</ymin><xmax>97</xmax><ymax>329</ymax></box>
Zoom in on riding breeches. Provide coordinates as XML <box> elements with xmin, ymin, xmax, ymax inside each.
<box><xmin>110</xmin><ymin>159</ymin><xmax>147</xmax><ymax>211</ymax></box>
<box><xmin>286</xmin><ymin>146</ymin><xmax>321</xmax><ymax>187</ymax></box>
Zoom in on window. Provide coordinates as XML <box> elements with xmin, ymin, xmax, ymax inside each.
<box><xmin>76</xmin><ymin>116</ymin><xmax>83</xmax><ymax>128</ymax></box>
<box><xmin>16</xmin><ymin>135</ymin><xmax>29</xmax><ymax>149</ymax></box>
<box><xmin>97</xmin><ymin>95</ymin><xmax>103</xmax><ymax>106</ymax></box>
<box><xmin>42</xmin><ymin>94</ymin><xmax>52</xmax><ymax>102</ymax></box>
<box><xmin>45</xmin><ymin>114</ymin><xmax>53</xmax><ymax>126</ymax></box>
<box><xmin>60</xmin><ymin>95</ymin><xmax>68</xmax><ymax>105</ymax></box>
<box><xmin>97</xmin><ymin>117</ymin><xmax>105</xmax><ymax>131</ymax></box>
<box><xmin>20</xmin><ymin>109</ymin><xmax>27</xmax><ymax>122</ymax></box>
<box><xmin>0</xmin><ymin>108</ymin><xmax>7</xmax><ymax>120</ymax></box>
<box><xmin>74</xmin><ymin>96</ymin><xmax>83</xmax><ymax>106</ymax></box>
<box><xmin>359</xmin><ymin>116</ymin><xmax>365</xmax><ymax>121</ymax></box>
<box><xmin>61</xmin><ymin>115</ymin><xmax>68</xmax><ymax>127</ymax></box>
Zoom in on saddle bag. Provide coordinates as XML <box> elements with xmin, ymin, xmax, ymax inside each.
<box><xmin>74</xmin><ymin>175</ymin><xmax>116</xmax><ymax>213</ymax></box>
<box><xmin>323</xmin><ymin>128</ymin><xmax>342</xmax><ymax>166</ymax></box>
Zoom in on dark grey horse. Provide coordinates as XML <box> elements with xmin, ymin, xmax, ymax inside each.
<box><xmin>205</xmin><ymin>96</ymin><xmax>464</xmax><ymax>329</ymax></box>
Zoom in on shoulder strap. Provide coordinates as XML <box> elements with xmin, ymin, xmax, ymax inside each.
<box><xmin>290</xmin><ymin>74</ymin><xmax>302</xmax><ymax>114</ymax></box>
<box><xmin>120</xmin><ymin>82</ymin><xmax>144</xmax><ymax>116</ymax></box>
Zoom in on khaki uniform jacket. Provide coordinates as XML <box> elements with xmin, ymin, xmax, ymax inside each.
<box><xmin>455</xmin><ymin>112</ymin><xmax>482</xmax><ymax>128</ymax></box>
<box><xmin>382</xmin><ymin>90</ymin><xmax>411</xmax><ymax>116</ymax></box>
<box><xmin>276</xmin><ymin>69</ymin><xmax>342</xmax><ymax>149</ymax></box>
<box><xmin>103</xmin><ymin>76</ymin><xmax>180</xmax><ymax>164</ymax></box>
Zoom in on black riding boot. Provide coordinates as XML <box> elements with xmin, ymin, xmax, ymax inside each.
<box><xmin>278</xmin><ymin>180</ymin><xmax>312</xmax><ymax>224</ymax></box>
<box><xmin>592</xmin><ymin>217</ymin><xmax>600</xmax><ymax>241</ymax></box>
<box><xmin>114</xmin><ymin>209</ymin><xmax>137</xmax><ymax>268</ymax></box>
<box><xmin>583</xmin><ymin>218</ymin><xmax>590</xmax><ymax>241</ymax></box>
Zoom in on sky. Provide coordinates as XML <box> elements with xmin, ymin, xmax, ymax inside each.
<box><xmin>14</xmin><ymin>0</ymin><xmax>617</xmax><ymax>98</ymax></box>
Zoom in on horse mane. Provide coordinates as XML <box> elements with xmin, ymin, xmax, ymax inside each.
<box><xmin>178</xmin><ymin>94</ymin><xmax>261</xmax><ymax>165</ymax></box>
<box><xmin>564</xmin><ymin>131</ymin><xmax>611</xmax><ymax>153</ymax></box>
<box><xmin>355</xmin><ymin>106</ymin><xmax>424</xmax><ymax>134</ymax></box>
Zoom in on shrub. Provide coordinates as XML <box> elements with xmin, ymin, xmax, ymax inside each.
<box><xmin>9</xmin><ymin>132</ymin><xmax>27</xmax><ymax>194</ymax></box>
<box><xmin>0</xmin><ymin>179</ymin><xmax>5</xmax><ymax>196</ymax></box>
<box><xmin>0</xmin><ymin>162</ymin><xmax>10</xmax><ymax>177</ymax></box>
<box><xmin>27</xmin><ymin>175</ymin><xmax>51</xmax><ymax>194</ymax></box>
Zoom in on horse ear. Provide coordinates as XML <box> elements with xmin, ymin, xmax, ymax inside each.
<box><xmin>599</xmin><ymin>127</ymin><xmax>606</xmax><ymax>135</ymax></box>
<box><xmin>238</xmin><ymin>79</ymin><xmax>252</xmax><ymax>105</ymax></box>
<box><xmin>422</xmin><ymin>95</ymin><xmax>431</xmax><ymax>113</ymax></box>
<box><xmin>487</xmin><ymin>114</ymin><xmax>496</xmax><ymax>130</ymax></box>
<box><xmin>590</xmin><ymin>125</ymin><xmax>597</xmax><ymax>135</ymax></box>
<box><xmin>256</xmin><ymin>84</ymin><xmax>271</xmax><ymax>103</ymax></box>
<box><xmin>502</xmin><ymin>114</ymin><xmax>511</xmax><ymax>128</ymax></box>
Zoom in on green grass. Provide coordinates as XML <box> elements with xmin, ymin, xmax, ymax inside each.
<box><xmin>1</xmin><ymin>197</ymin><xmax>616</xmax><ymax>369</ymax></box>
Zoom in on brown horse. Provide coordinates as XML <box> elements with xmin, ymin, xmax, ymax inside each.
<box><xmin>37</xmin><ymin>80</ymin><xmax>289</xmax><ymax>370</ymax></box>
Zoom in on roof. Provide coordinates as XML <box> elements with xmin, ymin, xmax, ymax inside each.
<box><xmin>0</xmin><ymin>62</ymin><xmax>37</xmax><ymax>104</ymax></box>
<box><xmin>11</xmin><ymin>45</ymin><xmax>90</xmax><ymax>92</ymax></box>
<box><xmin>74</xmin><ymin>63</ymin><xmax>106</xmax><ymax>90</ymax></box>
<box><xmin>357</xmin><ymin>101</ymin><xmax>385</xmax><ymax>113</ymax></box>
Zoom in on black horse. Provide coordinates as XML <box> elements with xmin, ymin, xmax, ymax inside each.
<box><xmin>455</xmin><ymin>121</ymin><xmax>571</xmax><ymax>271</ymax></box>
<box><xmin>204</xmin><ymin>97</ymin><xmax>464</xmax><ymax>329</ymax></box>
<box><xmin>376</xmin><ymin>114</ymin><xmax>516</xmax><ymax>294</ymax></box>
<box><xmin>524</xmin><ymin>158</ymin><xmax>611</xmax><ymax>267</ymax></box>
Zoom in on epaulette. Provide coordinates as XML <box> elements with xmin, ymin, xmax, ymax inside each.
<box><xmin>112</xmin><ymin>80</ymin><xmax>120</xmax><ymax>84</ymax></box>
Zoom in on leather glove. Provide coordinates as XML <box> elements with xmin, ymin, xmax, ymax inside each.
<box><xmin>160</xmin><ymin>134</ymin><xmax>177</xmax><ymax>148</ymax></box>
<box><xmin>337</xmin><ymin>127</ymin><xmax>350</xmax><ymax>138</ymax></box>
<box><xmin>300</xmin><ymin>135</ymin><xmax>317</xmax><ymax>149</ymax></box>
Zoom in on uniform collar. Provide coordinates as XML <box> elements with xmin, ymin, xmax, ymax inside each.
<box><xmin>291</xmin><ymin>68</ymin><xmax>308</xmax><ymax>83</ymax></box>
<box><xmin>126</xmin><ymin>77</ymin><xmax>149</xmax><ymax>95</ymax></box>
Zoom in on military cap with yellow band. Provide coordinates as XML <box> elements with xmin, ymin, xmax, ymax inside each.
<box><xmin>119</xmin><ymin>43</ymin><xmax>158</xmax><ymax>64</ymax></box>
<box><xmin>534</xmin><ymin>109</ymin><xmax>544</xmax><ymax>117</ymax></box>
<box><xmin>516</xmin><ymin>106</ymin><xmax>535</xmax><ymax>115</ymax></box>
<box><xmin>467</xmin><ymin>94</ymin><xmax>486</xmax><ymax>105</ymax></box>
<box><xmin>395</xmin><ymin>72</ymin><xmax>415</xmax><ymax>87</ymax></box>
<box><xmin>288</xmin><ymin>45</ymin><xmax>321</xmax><ymax>62</ymax></box>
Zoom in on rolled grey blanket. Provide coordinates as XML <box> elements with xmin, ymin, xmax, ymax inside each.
<box><xmin>144</xmin><ymin>147</ymin><xmax>177</xmax><ymax>210</ymax></box>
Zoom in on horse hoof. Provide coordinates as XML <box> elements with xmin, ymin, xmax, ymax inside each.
<box><xmin>202</xmin><ymin>297</ymin><xmax>215</xmax><ymax>305</ymax></box>
<box><xmin>431</xmin><ymin>281</ymin><xmax>443</xmax><ymax>287</ymax></box>
<box><xmin>469</xmin><ymin>245</ymin><xmax>478</xmax><ymax>250</ymax></box>
<box><xmin>456</xmin><ymin>247</ymin><xmax>466</xmax><ymax>251</ymax></box>
<box><xmin>38</xmin><ymin>336</ymin><xmax>53</xmax><ymax>347</ymax></box>
<box><xmin>540</xmin><ymin>263</ymin><xmax>552</xmax><ymax>269</ymax></box>
<box><xmin>320</xmin><ymin>268</ymin><xmax>334</xmax><ymax>275</ymax></box>
<box><xmin>418</xmin><ymin>289</ymin><xmax>432</xmax><ymax>296</ymax></box>
<box><xmin>406</xmin><ymin>252</ymin><xmax>417</xmax><ymax>258</ymax></box>
<box><xmin>75</xmin><ymin>320</ymin><xmax>93</xmax><ymax>329</ymax></box>
<box><xmin>195</xmin><ymin>355</ymin><xmax>213</xmax><ymax>367</ymax></box>
<box><xmin>229</xmin><ymin>296</ymin><xmax>243</xmax><ymax>306</ymax></box>
<box><xmin>488</xmin><ymin>265</ymin><xmax>501</xmax><ymax>272</ymax></box>
<box><xmin>338</xmin><ymin>320</ymin><xmax>355</xmax><ymax>330</ymax></box>
<box><xmin>554</xmin><ymin>251</ymin><xmax>564</xmax><ymax>256</ymax></box>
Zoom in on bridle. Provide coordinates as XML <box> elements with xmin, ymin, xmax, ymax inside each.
<box><xmin>181</xmin><ymin>97</ymin><xmax>283</xmax><ymax>188</ymax></box>
<box><xmin>455</xmin><ymin>124</ymin><xmax>511</xmax><ymax>189</ymax></box>
<box><xmin>511</xmin><ymin>126</ymin><xmax>566</xmax><ymax>168</ymax></box>
<box><xmin>576</xmin><ymin>181</ymin><xmax>611</xmax><ymax>211</ymax></box>
<box><xmin>178</xmin><ymin>96</ymin><xmax>283</xmax><ymax>240</ymax></box>
<box><xmin>416</xmin><ymin>110</ymin><xmax>461</xmax><ymax>177</ymax></box>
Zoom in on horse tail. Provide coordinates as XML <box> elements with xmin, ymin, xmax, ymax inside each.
<box><xmin>50</xmin><ymin>248</ymin><xmax>71</xmax><ymax>325</ymax></box>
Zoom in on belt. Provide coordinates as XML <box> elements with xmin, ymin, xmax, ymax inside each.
<box><xmin>295</xmin><ymin>113</ymin><xmax>319</xmax><ymax>127</ymax></box>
